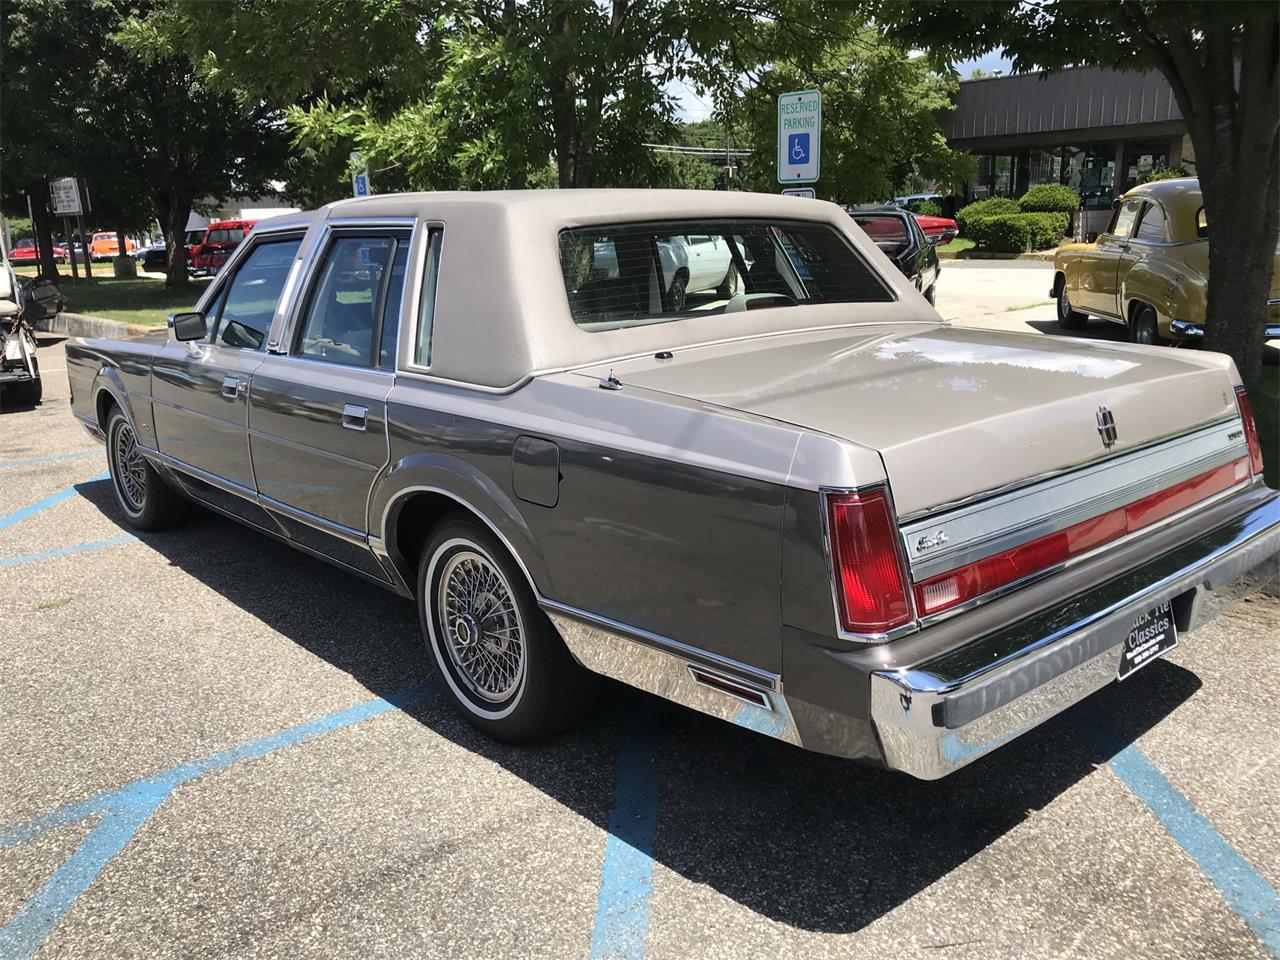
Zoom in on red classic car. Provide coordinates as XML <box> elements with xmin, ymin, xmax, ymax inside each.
<box><xmin>10</xmin><ymin>241</ymin><xmax>69</xmax><ymax>264</ymax></box>
<box><xmin>912</xmin><ymin>213</ymin><xmax>959</xmax><ymax>245</ymax></box>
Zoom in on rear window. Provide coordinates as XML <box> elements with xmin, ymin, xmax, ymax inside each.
<box><xmin>206</xmin><ymin>228</ymin><xmax>243</xmax><ymax>244</ymax></box>
<box><xmin>852</xmin><ymin>214</ymin><xmax>910</xmax><ymax>256</ymax></box>
<box><xmin>558</xmin><ymin>218</ymin><xmax>892</xmax><ymax>331</ymax></box>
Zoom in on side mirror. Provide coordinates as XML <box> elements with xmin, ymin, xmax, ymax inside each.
<box><xmin>169</xmin><ymin>311</ymin><xmax>207</xmax><ymax>342</ymax></box>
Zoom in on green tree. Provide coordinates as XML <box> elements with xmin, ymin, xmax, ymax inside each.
<box><xmin>735</xmin><ymin>29</ymin><xmax>971</xmax><ymax>202</ymax></box>
<box><xmin>2</xmin><ymin>0</ymin><xmax>289</xmax><ymax>286</ymax></box>
<box><xmin>876</xmin><ymin>0</ymin><xmax>1279</xmax><ymax>395</ymax></box>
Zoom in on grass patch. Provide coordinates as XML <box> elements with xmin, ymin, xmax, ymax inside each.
<box><xmin>16</xmin><ymin>267</ymin><xmax>208</xmax><ymax>329</ymax></box>
<box><xmin>1005</xmin><ymin>300</ymin><xmax>1054</xmax><ymax>312</ymax></box>
<box><xmin>1254</xmin><ymin>363</ymin><xmax>1279</xmax><ymax>490</ymax></box>
<box><xmin>937</xmin><ymin>237</ymin><xmax>975</xmax><ymax>255</ymax></box>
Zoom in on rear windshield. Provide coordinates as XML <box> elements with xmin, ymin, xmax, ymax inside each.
<box><xmin>851</xmin><ymin>214</ymin><xmax>910</xmax><ymax>256</ymax></box>
<box><xmin>206</xmin><ymin>228</ymin><xmax>244</xmax><ymax>244</ymax></box>
<box><xmin>558</xmin><ymin>218</ymin><xmax>892</xmax><ymax>331</ymax></box>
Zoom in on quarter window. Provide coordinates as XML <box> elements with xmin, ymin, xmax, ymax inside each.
<box><xmin>209</xmin><ymin>236</ymin><xmax>302</xmax><ymax>351</ymax></box>
<box><xmin>413</xmin><ymin>230</ymin><xmax>443</xmax><ymax>367</ymax></box>
<box><xmin>1133</xmin><ymin>203</ymin><xmax>1166</xmax><ymax>243</ymax></box>
<box><xmin>296</xmin><ymin>234</ymin><xmax>406</xmax><ymax>368</ymax></box>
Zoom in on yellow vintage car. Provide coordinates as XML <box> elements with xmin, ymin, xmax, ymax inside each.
<box><xmin>1051</xmin><ymin>177</ymin><xmax>1280</xmax><ymax>345</ymax></box>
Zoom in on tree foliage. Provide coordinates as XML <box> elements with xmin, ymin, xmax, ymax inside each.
<box><xmin>875</xmin><ymin>0</ymin><xmax>1279</xmax><ymax>393</ymax></box>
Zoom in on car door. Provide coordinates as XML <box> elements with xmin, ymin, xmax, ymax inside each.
<box><xmin>247</xmin><ymin>227</ymin><xmax>410</xmax><ymax>576</ymax></box>
<box><xmin>151</xmin><ymin>232</ymin><xmax>304</xmax><ymax>504</ymax></box>
<box><xmin>1117</xmin><ymin>200</ymin><xmax>1165</xmax><ymax>313</ymax></box>
<box><xmin>1075</xmin><ymin>198</ymin><xmax>1141</xmax><ymax>317</ymax></box>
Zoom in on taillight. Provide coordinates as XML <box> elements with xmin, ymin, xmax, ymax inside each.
<box><xmin>825</xmin><ymin>489</ymin><xmax>913</xmax><ymax>634</ymax></box>
<box><xmin>1235</xmin><ymin>386</ymin><xmax>1265</xmax><ymax>477</ymax></box>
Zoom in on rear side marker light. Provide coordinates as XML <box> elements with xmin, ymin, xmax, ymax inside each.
<box><xmin>1235</xmin><ymin>386</ymin><xmax>1265</xmax><ymax>477</ymax></box>
<box><xmin>826</xmin><ymin>489</ymin><xmax>914</xmax><ymax>634</ymax></box>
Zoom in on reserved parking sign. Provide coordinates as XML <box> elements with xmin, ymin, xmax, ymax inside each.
<box><xmin>777</xmin><ymin>90</ymin><xmax>821</xmax><ymax>184</ymax></box>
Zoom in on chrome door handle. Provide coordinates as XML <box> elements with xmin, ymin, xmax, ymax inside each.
<box><xmin>341</xmin><ymin>403</ymin><xmax>368</xmax><ymax>431</ymax></box>
<box><xmin>221</xmin><ymin>375</ymin><xmax>239</xmax><ymax>400</ymax></box>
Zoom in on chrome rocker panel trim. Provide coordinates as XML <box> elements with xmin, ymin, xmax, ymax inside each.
<box><xmin>871</xmin><ymin>489</ymin><xmax>1280</xmax><ymax>780</ymax></box>
<box><xmin>543</xmin><ymin>602</ymin><xmax>802</xmax><ymax>747</ymax></box>
<box><xmin>1170</xmin><ymin>318</ymin><xmax>1280</xmax><ymax>339</ymax></box>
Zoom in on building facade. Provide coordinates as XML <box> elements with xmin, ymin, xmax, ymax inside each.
<box><xmin>941</xmin><ymin>66</ymin><xmax>1193</xmax><ymax>235</ymax></box>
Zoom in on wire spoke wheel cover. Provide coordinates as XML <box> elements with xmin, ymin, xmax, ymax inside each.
<box><xmin>112</xmin><ymin>419</ymin><xmax>147</xmax><ymax>514</ymax></box>
<box><xmin>436</xmin><ymin>548</ymin><xmax>526</xmax><ymax>704</ymax></box>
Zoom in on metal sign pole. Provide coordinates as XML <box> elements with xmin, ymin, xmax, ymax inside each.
<box><xmin>77</xmin><ymin>180</ymin><xmax>93</xmax><ymax>281</ymax></box>
<box><xmin>63</xmin><ymin>216</ymin><xmax>79</xmax><ymax>281</ymax></box>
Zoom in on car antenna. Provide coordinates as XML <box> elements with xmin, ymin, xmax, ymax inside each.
<box><xmin>599</xmin><ymin>369</ymin><xmax>622</xmax><ymax>390</ymax></box>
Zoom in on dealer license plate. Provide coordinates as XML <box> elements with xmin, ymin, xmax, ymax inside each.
<box><xmin>1117</xmin><ymin>601</ymin><xmax>1178</xmax><ymax>680</ymax></box>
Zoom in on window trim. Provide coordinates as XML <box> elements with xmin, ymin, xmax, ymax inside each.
<box><xmin>555</xmin><ymin>216</ymin><xmax>897</xmax><ymax>332</ymax></box>
<box><xmin>199</xmin><ymin>230</ymin><xmax>307</xmax><ymax>352</ymax></box>
<box><xmin>288</xmin><ymin>226</ymin><xmax>412</xmax><ymax>370</ymax></box>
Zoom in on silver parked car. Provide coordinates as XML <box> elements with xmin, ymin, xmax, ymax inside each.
<box><xmin>65</xmin><ymin>190</ymin><xmax>1279</xmax><ymax>779</ymax></box>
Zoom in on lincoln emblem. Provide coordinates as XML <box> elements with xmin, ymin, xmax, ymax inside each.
<box><xmin>1096</xmin><ymin>406</ymin><xmax>1118</xmax><ymax>448</ymax></box>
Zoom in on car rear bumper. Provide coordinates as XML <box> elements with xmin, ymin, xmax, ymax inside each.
<box><xmin>1170</xmin><ymin>317</ymin><xmax>1280</xmax><ymax>339</ymax></box>
<box><xmin>868</xmin><ymin>487</ymin><xmax>1280</xmax><ymax>779</ymax></box>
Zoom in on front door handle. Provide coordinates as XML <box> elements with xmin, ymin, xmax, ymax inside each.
<box><xmin>221</xmin><ymin>375</ymin><xmax>240</xmax><ymax>400</ymax></box>
<box><xmin>342</xmin><ymin>403</ymin><xmax>368</xmax><ymax>431</ymax></box>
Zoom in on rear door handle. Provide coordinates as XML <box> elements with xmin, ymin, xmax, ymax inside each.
<box><xmin>221</xmin><ymin>375</ymin><xmax>239</xmax><ymax>400</ymax></box>
<box><xmin>341</xmin><ymin>403</ymin><xmax>368</xmax><ymax>431</ymax></box>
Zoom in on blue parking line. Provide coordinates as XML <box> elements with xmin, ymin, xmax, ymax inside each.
<box><xmin>0</xmin><ymin>472</ymin><xmax>108</xmax><ymax>534</ymax></box>
<box><xmin>0</xmin><ymin>685</ymin><xmax>433</xmax><ymax>960</ymax></box>
<box><xmin>0</xmin><ymin>535</ymin><xmax>138</xmax><ymax>568</ymax></box>
<box><xmin>0</xmin><ymin>450</ymin><xmax>99</xmax><ymax>469</ymax></box>
<box><xmin>1107</xmin><ymin>741</ymin><xmax>1280</xmax><ymax>955</ymax></box>
<box><xmin>589</xmin><ymin>711</ymin><xmax>661</xmax><ymax>960</ymax></box>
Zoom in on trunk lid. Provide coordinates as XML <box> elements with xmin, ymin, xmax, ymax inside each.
<box><xmin>573</xmin><ymin>324</ymin><xmax>1238</xmax><ymax>516</ymax></box>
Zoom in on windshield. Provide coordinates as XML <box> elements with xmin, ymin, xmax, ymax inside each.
<box><xmin>558</xmin><ymin>218</ymin><xmax>892</xmax><ymax>332</ymax></box>
<box><xmin>206</xmin><ymin>228</ymin><xmax>243</xmax><ymax>244</ymax></box>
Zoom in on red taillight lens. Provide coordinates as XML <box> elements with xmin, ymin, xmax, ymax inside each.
<box><xmin>1235</xmin><ymin>386</ymin><xmax>1265</xmax><ymax>477</ymax></box>
<box><xmin>826</xmin><ymin>489</ymin><xmax>913</xmax><ymax>634</ymax></box>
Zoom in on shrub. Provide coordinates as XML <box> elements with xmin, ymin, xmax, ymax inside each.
<box><xmin>1140</xmin><ymin>165</ymin><xmax>1189</xmax><ymax>183</ymax></box>
<box><xmin>905</xmin><ymin>199</ymin><xmax>942</xmax><ymax>217</ymax></box>
<box><xmin>955</xmin><ymin>196</ymin><xmax>1020</xmax><ymax>233</ymax></box>
<box><xmin>964</xmin><ymin>212</ymin><xmax>1070</xmax><ymax>252</ymax></box>
<box><xmin>1018</xmin><ymin>183</ymin><xmax>1080</xmax><ymax>213</ymax></box>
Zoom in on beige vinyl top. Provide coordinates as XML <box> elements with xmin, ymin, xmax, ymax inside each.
<box><xmin>270</xmin><ymin>190</ymin><xmax>942</xmax><ymax>390</ymax></box>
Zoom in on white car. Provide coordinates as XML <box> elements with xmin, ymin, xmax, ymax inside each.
<box><xmin>592</xmin><ymin>234</ymin><xmax>741</xmax><ymax>308</ymax></box>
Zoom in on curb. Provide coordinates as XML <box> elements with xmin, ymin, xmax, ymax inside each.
<box><xmin>36</xmin><ymin>313</ymin><xmax>161</xmax><ymax>339</ymax></box>
<box><xmin>939</xmin><ymin>250</ymin><xmax>1057</xmax><ymax>262</ymax></box>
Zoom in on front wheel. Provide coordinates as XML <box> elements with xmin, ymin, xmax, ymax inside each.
<box><xmin>1056</xmin><ymin>287</ymin><xmax>1088</xmax><ymax>329</ymax></box>
<box><xmin>105</xmin><ymin>407</ymin><xmax>185</xmax><ymax>531</ymax></box>
<box><xmin>418</xmin><ymin>517</ymin><xmax>598</xmax><ymax>742</ymax></box>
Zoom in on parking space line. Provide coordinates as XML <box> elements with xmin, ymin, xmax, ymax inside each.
<box><xmin>1089</xmin><ymin>712</ymin><xmax>1280</xmax><ymax>956</ymax></box>
<box><xmin>0</xmin><ymin>472</ymin><xmax>108</xmax><ymax>535</ymax></box>
<box><xmin>0</xmin><ymin>451</ymin><xmax>99</xmax><ymax>470</ymax></box>
<box><xmin>588</xmin><ymin>711</ymin><xmax>661</xmax><ymax>960</ymax></box>
<box><xmin>0</xmin><ymin>685</ymin><xmax>434</xmax><ymax>960</ymax></box>
<box><xmin>0</xmin><ymin>535</ymin><xmax>138</xmax><ymax>568</ymax></box>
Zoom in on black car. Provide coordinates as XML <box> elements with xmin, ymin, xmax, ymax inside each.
<box><xmin>847</xmin><ymin>207</ymin><xmax>940</xmax><ymax>304</ymax></box>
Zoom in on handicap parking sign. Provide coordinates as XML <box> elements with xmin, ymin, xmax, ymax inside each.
<box><xmin>788</xmin><ymin>133</ymin><xmax>810</xmax><ymax>165</ymax></box>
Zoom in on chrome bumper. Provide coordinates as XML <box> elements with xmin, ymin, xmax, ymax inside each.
<box><xmin>1170</xmin><ymin>319</ymin><xmax>1280</xmax><ymax>339</ymax></box>
<box><xmin>870</xmin><ymin>490</ymin><xmax>1280</xmax><ymax>780</ymax></box>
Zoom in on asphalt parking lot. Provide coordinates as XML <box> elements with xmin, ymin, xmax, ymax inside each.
<box><xmin>2</xmin><ymin>322</ymin><xmax>1279</xmax><ymax>960</ymax></box>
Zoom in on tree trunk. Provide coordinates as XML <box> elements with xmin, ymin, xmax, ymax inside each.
<box><xmin>29</xmin><ymin>187</ymin><xmax>61</xmax><ymax>281</ymax></box>
<box><xmin>549</xmin><ymin>5</ymin><xmax>577</xmax><ymax>187</ymax></box>
<box><xmin>162</xmin><ymin>191</ymin><xmax>192</xmax><ymax>288</ymax></box>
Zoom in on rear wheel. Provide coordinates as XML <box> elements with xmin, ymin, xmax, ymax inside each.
<box><xmin>1130</xmin><ymin>303</ymin><xmax>1160</xmax><ymax>345</ymax></box>
<box><xmin>418</xmin><ymin>517</ymin><xmax>598</xmax><ymax>742</ymax></box>
<box><xmin>1056</xmin><ymin>284</ymin><xmax>1088</xmax><ymax>329</ymax></box>
<box><xmin>717</xmin><ymin>264</ymin><xmax>741</xmax><ymax>298</ymax></box>
<box><xmin>106</xmin><ymin>406</ymin><xmax>185</xmax><ymax>531</ymax></box>
<box><xmin>669</xmin><ymin>274</ymin><xmax>688</xmax><ymax>311</ymax></box>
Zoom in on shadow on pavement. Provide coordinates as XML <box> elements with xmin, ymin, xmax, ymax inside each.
<box><xmin>76</xmin><ymin>479</ymin><xmax>1202</xmax><ymax>934</ymax></box>
<box><xmin>1027</xmin><ymin>318</ymin><xmax>1128</xmax><ymax>341</ymax></box>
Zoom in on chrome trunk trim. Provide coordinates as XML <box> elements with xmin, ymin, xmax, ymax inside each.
<box><xmin>900</xmin><ymin>417</ymin><xmax>1249</xmax><ymax>580</ymax></box>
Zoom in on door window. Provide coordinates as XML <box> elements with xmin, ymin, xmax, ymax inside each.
<box><xmin>296</xmin><ymin>233</ymin><xmax>407</xmax><ymax>368</ymax></box>
<box><xmin>1109</xmin><ymin>200</ymin><xmax>1143</xmax><ymax>239</ymax></box>
<box><xmin>1133</xmin><ymin>202</ymin><xmax>1166</xmax><ymax>243</ymax></box>
<box><xmin>210</xmin><ymin>236</ymin><xmax>302</xmax><ymax>350</ymax></box>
